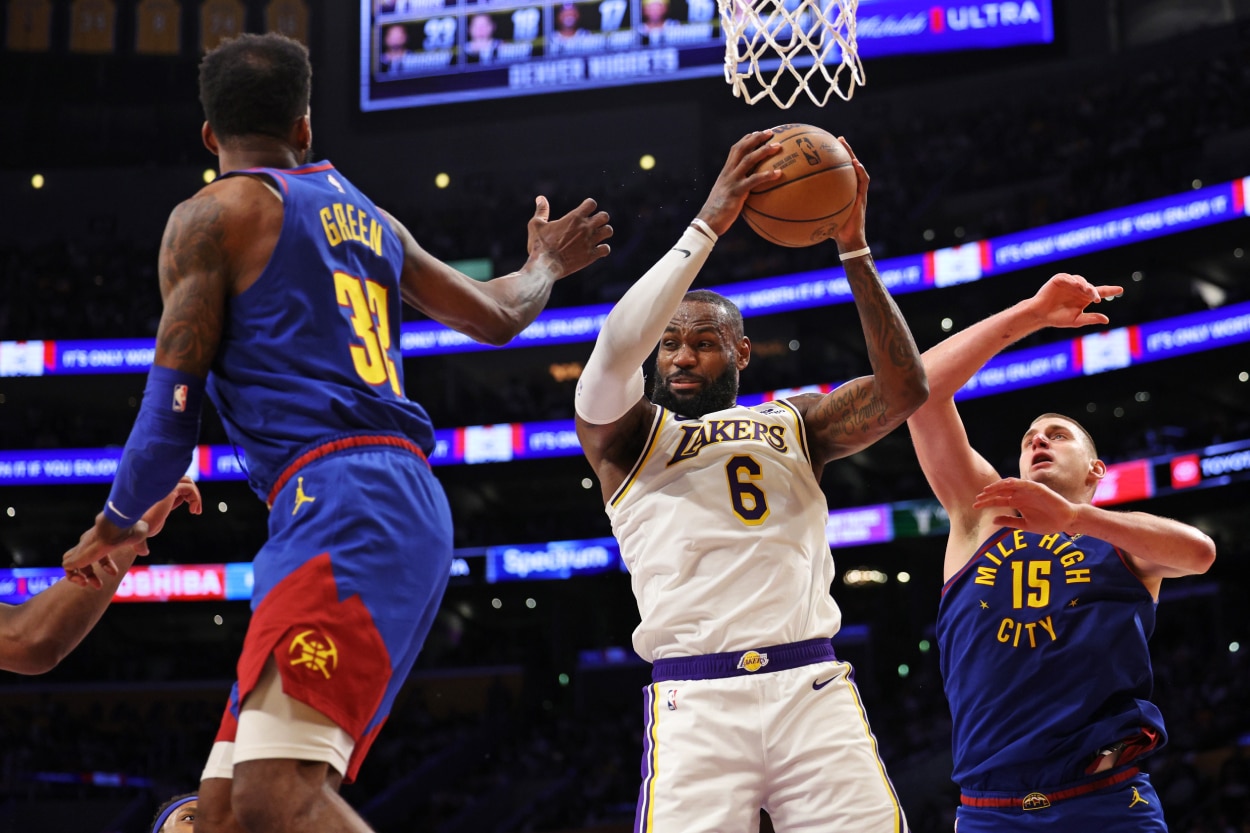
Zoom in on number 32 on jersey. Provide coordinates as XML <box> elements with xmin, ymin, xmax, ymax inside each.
<box><xmin>334</xmin><ymin>271</ymin><xmax>402</xmax><ymax>396</ymax></box>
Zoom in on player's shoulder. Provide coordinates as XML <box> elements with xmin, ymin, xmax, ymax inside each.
<box><xmin>171</xmin><ymin>175</ymin><xmax>280</xmax><ymax>230</ymax></box>
<box><xmin>756</xmin><ymin>394</ymin><xmax>817</xmax><ymax>420</ymax></box>
<box><xmin>160</xmin><ymin>177</ymin><xmax>284</xmax><ymax>272</ymax></box>
<box><xmin>202</xmin><ymin>171</ymin><xmax>284</xmax><ymax>208</ymax></box>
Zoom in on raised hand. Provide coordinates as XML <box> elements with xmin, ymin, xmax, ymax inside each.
<box><xmin>526</xmin><ymin>196</ymin><xmax>613</xmax><ymax>280</ymax></box>
<box><xmin>829</xmin><ymin>136</ymin><xmax>869</xmax><ymax>250</ymax></box>
<box><xmin>63</xmin><ymin>476</ymin><xmax>203</xmax><ymax>589</ymax></box>
<box><xmin>140</xmin><ymin>476</ymin><xmax>203</xmax><ymax>539</ymax></box>
<box><xmin>1027</xmin><ymin>273</ymin><xmax>1123</xmax><ymax>330</ymax></box>
<box><xmin>973</xmin><ymin>477</ymin><xmax>1079</xmax><ymax>534</ymax></box>
<box><xmin>696</xmin><ymin>130</ymin><xmax>784</xmax><ymax>237</ymax></box>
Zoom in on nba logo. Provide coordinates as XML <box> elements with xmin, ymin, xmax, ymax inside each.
<box><xmin>666</xmin><ymin>689</ymin><xmax>678</xmax><ymax>711</ymax></box>
<box><xmin>172</xmin><ymin>384</ymin><xmax>188</xmax><ymax>413</ymax></box>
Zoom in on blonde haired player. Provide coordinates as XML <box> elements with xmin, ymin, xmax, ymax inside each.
<box><xmin>906</xmin><ymin>274</ymin><xmax>1215</xmax><ymax>830</ymax></box>
<box><xmin>575</xmin><ymin>129</ymin><xmax>927</xmax><ymax>832</ymax></box>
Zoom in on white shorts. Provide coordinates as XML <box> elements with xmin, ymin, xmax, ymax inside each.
<box><xmin>200</xmin><ymin>657</ymin><xmax>355</xmax><ymax>782</ymax></box>
<box><xmin>638</xmin><ymin>645</ymin><xmax>908</xmax><ymax>833</ymax></box>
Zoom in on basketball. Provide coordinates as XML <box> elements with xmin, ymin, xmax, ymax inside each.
<box><xmin>743</xmin><ymin>124</ymin><xmax>858</xmax><ymax>247</ymax></box>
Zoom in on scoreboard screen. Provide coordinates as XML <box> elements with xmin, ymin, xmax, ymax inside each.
<box><xmin>361</xmin><ymin>0</ymin><xmax>1054</xmax><ymax>111</ymax></box>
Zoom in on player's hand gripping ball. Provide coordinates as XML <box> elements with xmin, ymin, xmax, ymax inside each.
<box><xmin>743</xmin><ymin>124</ymin><xmax>858</xmax><ymax>247</ymax></box>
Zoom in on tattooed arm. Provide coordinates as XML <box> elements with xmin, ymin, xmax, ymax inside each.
<box><xmin>794</xmin><ymin>140</ymin><xmax>927</xmax><ymax>472</ymax></box>
<box><xmin>150</xmin><ymin>188</ymin><xmax>239</xmax><ymax>376</ymax></box>
<box><xmin>61</xmin><ymin>181</ymin><xmax>258</xmax><ymax>582</ymax></box>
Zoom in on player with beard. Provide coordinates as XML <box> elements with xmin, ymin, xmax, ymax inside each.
<box><xmin>574</xmin><ymin>130</ymin><xmax>928</xmax><ymax>832</ymax></box>
<box><xmin>906</xmin><ymin>273</ymin><xmax>1215</xmax><ymax>831</ymax></box>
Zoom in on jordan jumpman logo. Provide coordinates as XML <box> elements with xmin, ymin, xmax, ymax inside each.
<box><xmin>292</xmin><ymin>476</ymin><xmax>317</xmax><ymax>516</ymax></box>
<box><xmin>1128</xmin><ymin>786</ymin><xmax>1149</xmax><ymax>808</ymax></box>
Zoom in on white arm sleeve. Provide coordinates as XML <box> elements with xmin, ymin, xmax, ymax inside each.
<box><xmin>575</xmin><ymin>224</ymin><xmax>716</xmax><ymax>424</ymax></box>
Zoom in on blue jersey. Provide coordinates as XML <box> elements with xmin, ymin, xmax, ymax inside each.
<box><xmin>206</xmin><ymin>161</ymin><xmax>436</xmax><ymax>501</ymax></box>
<box><xmin>937</xmin><ymin>528</ymin><xmax>1166</xmax><ymax>791</ymax></box>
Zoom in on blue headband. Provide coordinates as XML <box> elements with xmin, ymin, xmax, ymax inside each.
<box><xmin>152</xmin><ymin>795</ymin><xmax>197</xmax><ymax>833</ymax></box>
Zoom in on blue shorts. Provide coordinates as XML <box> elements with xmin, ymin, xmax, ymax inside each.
<box><xmin>956</xmin><ymin>769</ymin><xmax>1166</xmax><ymax>833</ymax></box>
<box><xmin>215</xmin><ymin>435</ymin><xmax>453</xmax><ymax>782</ymax></box>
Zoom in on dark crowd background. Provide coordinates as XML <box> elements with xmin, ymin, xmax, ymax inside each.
<box><xmin>1</xmin><ymin>1</ymin><xmax>1249</xmax><ymax>831</ymax></box>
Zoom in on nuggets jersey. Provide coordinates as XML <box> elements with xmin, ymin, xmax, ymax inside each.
<box><xmin>937</xmin><ymin>528</ymin><xmax>1166</xmax><ymax>791</ymax></box>
<box><xmin>606</xmin><ymin>400</ymin><xmax>842</xmax><ymax>662</ymax></box>
<box><xmin>207</xmin><ymin>162</ymin><xmax>436</xmax><ymax>500</ymax></box>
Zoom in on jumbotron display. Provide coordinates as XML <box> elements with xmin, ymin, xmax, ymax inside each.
<box><xmin>359</xmin><ymin>0</ymin><xmax>1054</xmax><ymax>110</ymax></box>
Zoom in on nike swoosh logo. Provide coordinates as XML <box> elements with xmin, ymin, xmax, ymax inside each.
<box><xmin>107</xmin><ymin>501</ymin><xmax>133</xmax><ymax>521</ymax></box>
<box><xmin>812</xmin><ymin>676</ymin><xmax>836</xmax><ymax>691</ymax></box>
<box><xmin>673</xmin><ymin>248</ymin><xmax>691</xmax><ymax>258</ymax></box>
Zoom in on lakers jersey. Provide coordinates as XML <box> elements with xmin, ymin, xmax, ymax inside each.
<box><xmin>207</xmin><ymin>161</ymin><xmax>436</xmax><ymax>501</ymax></box>
<box><xmin>938</xmin><ymin>528</ymin><xmax>1166</xmax><ymax>791</ymax></box>
<box><xmin>607</xmin><ymin>400</ymin><xmax>842</xmax><ymax>662</ymax></box>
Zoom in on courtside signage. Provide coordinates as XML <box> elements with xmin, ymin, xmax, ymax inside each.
<box><xmin>10</xmin><ymin>177</ymin><xmax>1245</xmax><ymax>374</ymax></box>
<box><xmin>486</xmin><ymin>538</ymin><xmax>623</xmax><ymax>582</ymax></box>
<box><xmin>3</xmin><ymin>436</ymin><xmax>1247</xmax><ymax>603</ymax></box>
<box><xmin>3</xmin><ymin>301</ymin><xmax>1249</xmax><ymax>482</ymax></box>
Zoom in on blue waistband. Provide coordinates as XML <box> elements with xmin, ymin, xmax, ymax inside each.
<box><xmin>651</xmin><ymin>637</ymin><xmax>836</xmax><ymax>682</ymax></box>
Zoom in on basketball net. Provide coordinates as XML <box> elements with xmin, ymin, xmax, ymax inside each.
<box><xmin>718</xmin><ymin>0</ymin><xmax>863</xmax><ymax>108</ymax></box>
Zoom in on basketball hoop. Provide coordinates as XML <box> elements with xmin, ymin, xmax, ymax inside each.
<box><xmin>718</xmin><ymin>0</ymin><xmax>863</xmax><ymax>108</ymax></box>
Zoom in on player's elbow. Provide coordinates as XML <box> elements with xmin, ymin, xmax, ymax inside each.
<box><xmin>1189</xmin><ymin>532</ymin><xmax>1217</xmax><ymax>576</ymax></box>
<box><xmin>447</xmin><ymin>316</ymin><xmax>516</xmax><ymax>347</ymax></box>
<box><xmin>477</xmin><ymin>327</ymin><xmax>517</xmax><ymax>347</ymax></box>
<box><xmin>472</xmin><ymin>310</ymin><xmax>529</xmax><ymax>347</ymax></box>
<box><xmin>0</xmin><ymin>633</ymin><xmax>68</xmax><ymax>675</ymax></box>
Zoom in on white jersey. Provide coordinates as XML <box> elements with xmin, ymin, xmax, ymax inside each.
<box><xmin>606</xmin><ymin>399</ymin><xmax>842</xmax><ymax>661</ymax></box>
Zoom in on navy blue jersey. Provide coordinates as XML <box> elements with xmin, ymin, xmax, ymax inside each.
<box><xmin>937</xmin><ymin>528</ymin><xmax>1166</xmax><ymax>791</ymax></box>
<box><xmin>206</xmin><ymin>161</ymin><xmax>436</xmax><ymax>500</ymax></box>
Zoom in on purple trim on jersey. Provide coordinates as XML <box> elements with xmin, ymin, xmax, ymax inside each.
<box><xmin>651</xmin><ymin>637</ymin><xmax>835</xmax><ymax>682</ymax></box>
<box><xmin>634</xmin><ymin>684</ymin><xmax>658</xmax><ymax>833</ymax></box>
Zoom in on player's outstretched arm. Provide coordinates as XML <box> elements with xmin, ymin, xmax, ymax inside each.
<box><xmin>6</xmin><ymin>479</ymin><xmax>201</xmax><ymax>674</ymax></box>
<box><xmin>973</xmin><ymin>479</ymin><xmax>1215</xmax><ymax>588</ymax></box>
<box><xmin>64</xmin><ymin>188</ymin><xmax>234</xmax><ymax>578</ymax></box>
<box><xmin>1062</xmin><ymin>505</ymin><xmax>1215</xmax><ymax>581</ymax></box>
<box><xmin>387</xmin><ymin>197</ymin><xmax>613</xmax><ymax>346</ymax></box>
<box><xmin>908</xmin><ymin>274</ymin><xmax>1122</xmax><ymax>526</ymax></box>
<box><xmin>925</xmin><ymin>274</ymin><xmax>1121</xmax><ymax>403</ymax></box>
<box><xmin>574</xmin><ymin>131</ymin><xmax>782</xmax><ymax>499</ymax></box>
<box><xmin>798</xmin><ymin>138</ymin><xmax>928</xmax><ymax>466</ymax></box>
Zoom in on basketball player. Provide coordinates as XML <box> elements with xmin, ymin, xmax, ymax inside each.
<box><xmin>151</xmin><ymin>793</ymin><xmax>197</xmax><ymax>833</ymax></box>
<box><xmin>574</xmin><ymin>130</ymin><xmax>926</xmax><ymax>832</ymax></box>
<box><xmin>906</xmin><ymin>273</ymin><xmax>1216</xmax><ymax>830</ymax></box>
<box><xmin>0</xmin><ymin>477</ymin><xmax>199</xmax><ymax>675</ymax></box>
<box><xmin>61</xmin><ymin>32</ymin><xmax>611</xmax><ymax>833</ymax></box>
